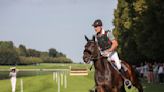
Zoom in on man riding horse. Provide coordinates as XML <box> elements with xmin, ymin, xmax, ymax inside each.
<box><xmin>92</xmin><ymin>19</ymin><xmax>125</xmax><ymax>76</ymax></box>
<box><xmin>83</xmin><ymin>19</ymin><xmax>143</xmax><ymax>92</ymax></box>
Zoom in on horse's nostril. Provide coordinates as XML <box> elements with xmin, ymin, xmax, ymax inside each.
<box><xmin>85</xmin><ymin>58</ymin><xmax>88</xmax><ymax>62</ymax></box>
<box><xmin>83</xmin><ymin>56</ymin><xmax>88</xmax><ymax>63</ymax></box>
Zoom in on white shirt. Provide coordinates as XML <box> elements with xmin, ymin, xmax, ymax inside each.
<box><xmin>158</xmin><ymin>66</ymin><xmax>164</xmax><ymax>74</ymax></box>
<box><xmin>9</xmin><ymin>72</ymin><xmax>17</xmax><ymax>78</ymax></box>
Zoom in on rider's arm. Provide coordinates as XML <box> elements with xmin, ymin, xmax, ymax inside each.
<box><xmin>107</xmin><ymin>31</ymin><xmax>118</xmax><ymax>52</ymax></box>
<box><xmin>108</xmin><ymin>39</ymin><xmax>118</xmax><ymax>52</ymax></box>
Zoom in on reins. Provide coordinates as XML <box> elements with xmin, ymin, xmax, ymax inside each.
<box><xmin>85</xmin><ymin>41</ymin><xmax>127</xmax><ymax>80</ymax></box>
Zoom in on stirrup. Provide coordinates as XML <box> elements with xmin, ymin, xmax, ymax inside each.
<box><xmin>124</xmin><ymin>79</ymin><xmax>132</xmax><ymax>89</ymax></box>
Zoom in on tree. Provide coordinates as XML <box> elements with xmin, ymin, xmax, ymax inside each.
<box><xmin>49</xmin><ymin>48</ymin><xmax>57</xmax><ymax>57</ymax></box>
<box><xmin>113</xmin><ymin>0</ymin><xmax>142</xmax><ymax>64</ymax></box>
<box><xmin>113</xmin><ymin>0</ymin><xmax>164</xmax><ymax>64</ymax></box>
<box><xmin>28</xmin><ymin>49</ymin><xmax>40</xmax><ymax>57</ymax></box>
<box><xmin>135</xmin><ymin>0</ymin><xmax>164</xmax><ymax>61</ymax></box>
<box><xmin>18</xmin><ymin>44</ymin><xmax>28</xmax><ymax>56</ymax></box>
<box><xmin>0</xmin><ymin>41</ymin><xmax>20</xmax><ymax>65</ymax></box>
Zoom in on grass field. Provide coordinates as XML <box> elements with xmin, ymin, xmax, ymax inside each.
<box><xmin>0</xmin><ymin>72</ymin><xmax>94</xmax><ymax>92</ymax></box>
<box><xmin>0</xmin><ymin>64</ymin><xmax>164</xmax><ymax>92</ymax></box>
<box><xmin>0</xmin><ymin>63</ymin><xmax>91</xmax><ymax>69</ymax></box>
<box><xmin>0</xmin><ymin>72</ymin><xmax>164</xmax><ymax>92</ymax></box>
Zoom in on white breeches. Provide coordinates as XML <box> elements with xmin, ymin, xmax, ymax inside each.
<box><xmin>108</xmin><ymin>51</ymin><xmax>122</xmax><ymax>70</ymax></box>
<box><xmin>11</xmin><ymin>77</ymin><xmax>16</xmax><ymax>92</ymax></box>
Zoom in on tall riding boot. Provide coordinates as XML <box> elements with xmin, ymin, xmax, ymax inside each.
<box><xmin>119</xmin><ymin>67</ymin><xmax>126</xmax><ymax>77</ymax></box>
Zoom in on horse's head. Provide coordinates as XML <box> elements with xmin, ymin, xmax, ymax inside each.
<box><xmin>83</xmin><ymin>35</ymin><xmax>99</xmax><ymax>64</ymax></box>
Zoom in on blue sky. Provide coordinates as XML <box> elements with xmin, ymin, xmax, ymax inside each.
<box><xmin>0</xmin><ymin>0</ymin><xmax>117</xmax><ymax>63</ymax></box>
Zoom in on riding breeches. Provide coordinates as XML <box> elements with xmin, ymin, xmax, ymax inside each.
<box><xmin>11</xmin><ymin>77</ymin><xmax>16</xmax><ymax>92</ymax></box>
<box><xmin>108</xmin><ymin>51</ymin><xmax>121</xmax><ymax>70</ymax></box>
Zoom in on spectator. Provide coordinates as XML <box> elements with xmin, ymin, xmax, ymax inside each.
<box><xmin>9</xmin><ymin>67</ymin><xmax>17</xmax><ymax>92</ymax></box>
<box><xmin>143</xmin><ymin>62</ymin><xmax>149</xmax><ymax>82</ymax></box>
<box><xmin>140</xmin><ymin>63</ymin><xmax>144</xmax><ymax>78</ymax></box>
<box><xmin>153</xmin><ymin>62</ymin><xmax>159</xmax><ymax>83</ymax></box>
<box><xmin>158</xmin><ymin>63</ymin><xmax>164</xmax><ymax>84</ymax></box>
<box><xmin>148</xmin><ymin>63</ymin><xmax>154</xmax><ymax>83</ymax></box>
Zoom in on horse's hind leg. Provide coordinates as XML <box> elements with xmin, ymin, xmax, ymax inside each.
<box><xmin>121</xmin><ymin>61</ymin><xmax>143</xmax><ymax>92</ymax></box>
<box><xmin>134</xmin><ymin>83</ymin><xmax>143</xmax><ymax>92</ymax></box>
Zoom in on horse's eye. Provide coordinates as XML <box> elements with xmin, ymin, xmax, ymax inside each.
<box><xmin>85</xmin><ymin>45</ymin><xmax>87</xmax><ymax>48</ymax></box>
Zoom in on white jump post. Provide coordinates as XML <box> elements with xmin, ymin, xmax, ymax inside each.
<box><xmin>53</xmin><ymin>71</ymin><xmax>67</xmax><ymax>92</ymax></box>
<box><xmin>64</xmin><ymin>72</ymin><xmax>67</xmax><ymax>88</ymax></box>
<box><xmin>61</xmin><ymin>73</ymin><xmax>63</xmax><ymax>86</ymax></box>
<box><xmin>58</xmin><ymin>72</ymin><xmax>60</xmax><ymax>92</ymax></box>
<box><xmin>56</xmin><ymin>72</ymin><xmax>58</xmax><ymax>83</ymax></box>
<box><xmin>20</xmin><ymin>79</ymin><xmax>23</xmax><ymax>92</ymax></box>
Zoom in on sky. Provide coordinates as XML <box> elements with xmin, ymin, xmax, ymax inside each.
<box><xmin>0</xmin><ymin>0</ymin><xmax>118</xmax><ymax>63</ymax></box>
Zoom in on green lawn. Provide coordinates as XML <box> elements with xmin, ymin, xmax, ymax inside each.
<box><xmin>142</xmin><ymin>83</ymin><xmax>164</xmax><ymax>92</ymax></box>
<box><xmin>0</xmin><ymin>63</ymin><xmax>91</xmax><ymax>69</ymax></box>
<box><xmin>0</xmin><ymin>64</ymin><xmax>164</xmax><ymax>92</ymax></box>
<box><xmin>0</xmin><ymin>72</ymin><xmax>94</xmax><ymax>92</ymax></box>
<box><xmin>0</xmin><ymin>72</ymin><xmax>164</xmax><ymax>92</ymax></box>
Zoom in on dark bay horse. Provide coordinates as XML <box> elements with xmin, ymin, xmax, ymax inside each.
<box><xmin>83</xmin><ymin>36</ymin><xmax>143</xmax><ymax>92</ymax></box>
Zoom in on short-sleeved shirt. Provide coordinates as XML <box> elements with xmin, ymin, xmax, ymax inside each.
<box><xmin>106</xmin><ymin>30</ymin><xmax>115</xmax><ymax>41</ymax></box>
<box><xmin>9</xmin><ymin>72</ymin><xmax>17</xmax><ymax>78</ymax></box>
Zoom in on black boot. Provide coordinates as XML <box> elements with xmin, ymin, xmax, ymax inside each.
<box><xmin>119</xmin><ymin>67</ymin><xmax>126</xmax><ymax>77</ymax></box>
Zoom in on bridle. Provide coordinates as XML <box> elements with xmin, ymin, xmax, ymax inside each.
<box><xmin>84</xmin><ymin>41</ymin><xmax>101</xmax><ymax>64</ymax></box>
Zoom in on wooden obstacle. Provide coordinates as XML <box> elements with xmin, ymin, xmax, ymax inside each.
<box><xmin>69</xmin><ymin>68</ymin><xmax>88</xmax><ymax>76</ymax></box>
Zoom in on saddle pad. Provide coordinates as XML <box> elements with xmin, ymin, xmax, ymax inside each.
<box><xmin>121</xmin><ymin>62</ymin><xmax>128</xmax><ymax>71</ymax></box>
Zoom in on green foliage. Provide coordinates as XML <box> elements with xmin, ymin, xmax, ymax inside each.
<box><xmin>0</xmin><ymin>41</ymin><xmax>73</xmax><ymax>65</ymax></box>
<box><xmin>134</xmin><ymin>0</ymin><xmax>164</xmax><ymax>61</ymax></box>
<box><xmin>0</xmin><ymin>41</ymin><xmax>14</xmax><ymax>48</ymax></box>
<box><xmin>113</xmin><ymin>0</ymin><xmax>164</xmax><ymax>64</ymax></box>
<box><xmin>52</xmin><ymin>57</ymin><xmax>73</xmax><ymax>63</ymax></box>
<box><xmin>0</xmin><ymin>41</ymin><xmax>20</xmax><ymax>65</ymax></box>
<box><xmin>28</xmin><ymin>49</ymin><xmax>41</xmax><ymax>57</ymax></box>
<box><xmin>113</xmin><ymin>0</ymin><xmax>142</xmax><ymax>64</ymax></box>
<box><xmin>49</xmin><ymin>48</ymin><xmax>66</xmax><ymax>57</ymax></box>
<box><xmin>49</xmin><ymin>48</ymin><xmax>57</xmax><ymax>57</ymax></box>
<box><xmin>19</xmin><ymin>56</ymin><xmax>43</xmax><ymax>65</ymax></box>
<box><xmin>18</xmin><ymin>44</ymin><xmax>28</xmax><ymax>56</ymax></box>
<box><xmin>42</xmin><ymin>56</ymin><xmax>73</xmax><ymax>63</ymax></box>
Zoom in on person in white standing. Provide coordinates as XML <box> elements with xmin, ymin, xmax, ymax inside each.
<box><xmin>9</xmin><ymin>67</ymin><xmax>17</xmax><ymax>92</ymax></box>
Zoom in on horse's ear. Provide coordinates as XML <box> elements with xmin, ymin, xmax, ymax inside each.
<box><xmin>92</xmin><ymin>35</ymin><xmax>96</xmax><ymax>42</ymax></box>
<box><xmin>85</xmin><ymin>35</ymin><xmax>89</xmax><ymax>42</ymax></box>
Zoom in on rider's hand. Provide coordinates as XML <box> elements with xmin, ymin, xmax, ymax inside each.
<box><xmin>101</xmin><ymin>50</ymin><xmax>111</xmax><ymax>57</ymax></box>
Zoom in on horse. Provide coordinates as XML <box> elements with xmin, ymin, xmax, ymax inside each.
<box><xmin>83</xmin><ymin>36</ymin><xmax>143</xmax><ymax>92</ymax></box>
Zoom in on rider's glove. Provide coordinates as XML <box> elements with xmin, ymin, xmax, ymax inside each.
<box><xmin>101</xmin><ymin>50</ymin><xmax>112</xmax><ymax>57</ymax></box>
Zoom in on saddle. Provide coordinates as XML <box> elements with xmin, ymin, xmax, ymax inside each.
<box><xmin>107</xmin><ymin>59</ymin><xmax>133</xmax><ymax>87</ymax></box>
<box><xmin>107</xmin><ymin>59</ymin><xmax>128</xmax><ymax>72</ymax></box>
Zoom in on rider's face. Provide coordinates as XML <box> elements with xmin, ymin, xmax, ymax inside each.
<box><xmin>94</xmin><ymin>26</ymin><xmax>102</xmax><ymax>33</ymax></box>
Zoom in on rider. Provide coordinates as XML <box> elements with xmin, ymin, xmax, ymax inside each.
<box><xmin>92</xmin><ymin>19</ymin><xmax>125</xmax><ymax>75</ymax></box>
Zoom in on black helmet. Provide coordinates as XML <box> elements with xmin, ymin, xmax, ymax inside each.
<box><xmin>92</xmin><ymin>19</ymin><xmax>102</xmax><ymax>27</ymax></box>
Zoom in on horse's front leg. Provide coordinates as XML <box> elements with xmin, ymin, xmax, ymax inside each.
<box><xmin>97</xmin><ymin>86</ymin><xmax>105</xmax><ymax>92</ymax></box>
<box><xmin>111</xmin><ymin>87</ymin><xmax>119</xmax><ymax>92</ymax></box>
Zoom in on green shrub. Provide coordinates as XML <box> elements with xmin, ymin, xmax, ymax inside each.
<box><xmin>42</xmin><ymin>57</ymin><xmax>72</xmax><ymax>63</ymax></box>
<box><xmin>19</xmin><ymin>56</ymin><xmax>43</xmax><ymax>65</ymax></box>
